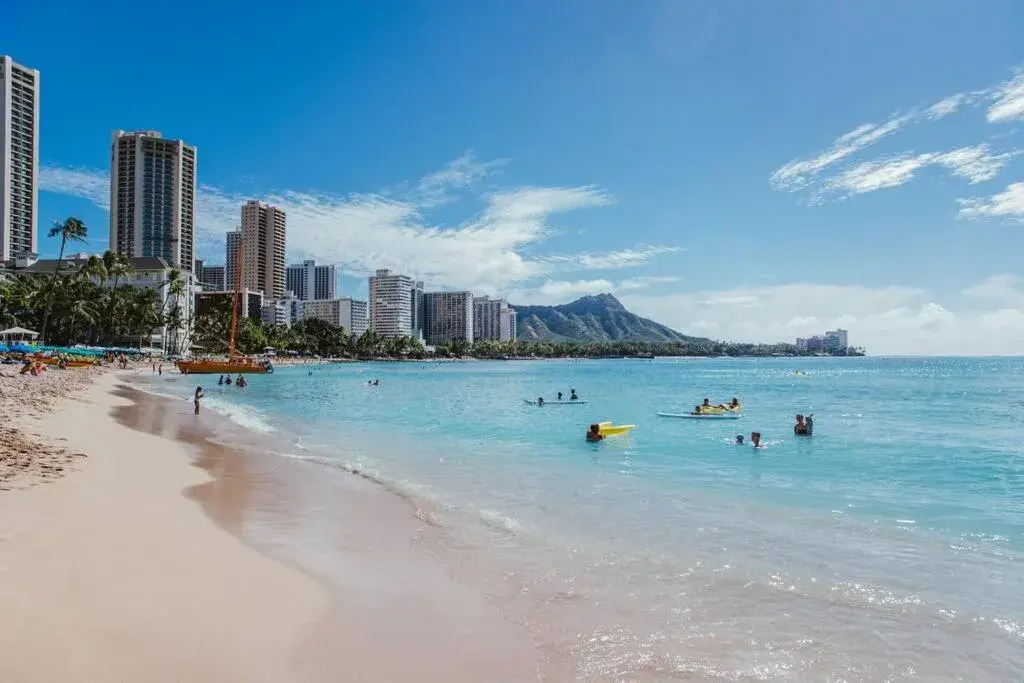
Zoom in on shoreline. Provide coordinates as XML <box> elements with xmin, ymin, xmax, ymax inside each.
<box><xmin>1</xmin><ymin>369</ymin><xmax>542</xmax><ymax>682</ymax></box>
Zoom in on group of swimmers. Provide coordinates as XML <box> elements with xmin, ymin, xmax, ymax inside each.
<box><xmin>691</xmin><ymin>397</ymin><xmax>741</xmax><ymax>415</ymax></box>
<box><xmin>536</xmin><ymin>389</ymin><xmax>578</xmax><ymax>406</ymax></box>
<box><xmin>732</xmin><ymin>414</ymin><xmax>813</xmax><ymax>448</ymax></box>
<box><xmin>217</xmin><ymin>374</ymin><xmax>248</xmax><ymax>388</ymax></box>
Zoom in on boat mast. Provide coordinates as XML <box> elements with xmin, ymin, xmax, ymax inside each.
<box><xmin>229</xmin><ymin>236</ymin><xmax>244</xmax><ymax>359</ymax></box>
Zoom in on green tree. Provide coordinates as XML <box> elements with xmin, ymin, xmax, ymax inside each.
<box><xmin>40</xmin><ymin>217</ymin><xmax>88</xmax><ymax>343</ymax></box>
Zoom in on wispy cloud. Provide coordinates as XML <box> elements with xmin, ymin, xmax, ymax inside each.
<box><xmin>987</xmin><ymin>70</ymin><xmax>1024</xmax><ymax>123</ymax></box>
<box><xmin>39</xmin><ymin>166</ymin><xmax>111</xmax><ymax>210</ymax></box>
<box><xmin>509</xmin><ymin>274</ymin><xmax>681</xmax><ymax>304</ymax></box>
<box><xmin>38</xmin><ymin>155</ymin><xmax>680</xmax><ymax>295</ymax></box>
<box><xmin>822</xmin><ymin>144</ymin><xmax>1018</xmax><ymax>197</ymax></box>
<box><xmin>958</xmin><ymin>182</ymin><xmax>1024</xmax><ymax>221</ymax></box>
<box><xmin>770</xmin><ymin>113</ymin><xmax>914</xmax><ymax>192</ymax></box>
<box><xmin>771</xmin><ymin>68</ymin><xmax>1024</xmax><ymax>207</ymax></box>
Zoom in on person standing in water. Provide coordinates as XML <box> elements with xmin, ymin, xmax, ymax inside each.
<box><xmin>193</xmin><ymin>387</ymin><xmax>205</xmax><ymax>415</ymax></box>
<box><xmin>586</xmin><ymin>424</ymin><xmax>604</xmax><ymax>442</ymax></box>
<box><xmin>750</xmin><ymin>432</ymin><xmax>764</xmax><ymax>448</ymax></box>
<box><xmin>794</xmin><ymin>414</ymin><xmax>814</xmax><ymax>436</ymax></box>
<box><xmin>570</xmin><ymin>389</ymin><xmax>578</xmax><ymax>401</ymax></box>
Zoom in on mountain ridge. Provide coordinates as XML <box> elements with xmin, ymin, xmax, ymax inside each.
<box><xmin>512</xmin><ymin>293</ymin><xmax>705</xmax><ymax>344</ymax></box>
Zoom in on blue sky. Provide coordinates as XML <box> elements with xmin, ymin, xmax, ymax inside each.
<box><xmin>5</xmin><ymin>0</ymin><xmax>1024</xmax><ymax>353</ymax></box>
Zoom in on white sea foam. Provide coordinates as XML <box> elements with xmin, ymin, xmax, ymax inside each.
<box><xmin>201</xmin><ymin>396</ymin><xmax>275</xmax><ymax>433</ymax></box>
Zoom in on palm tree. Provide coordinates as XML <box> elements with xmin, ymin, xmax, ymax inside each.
<box><xmin>77</xmin><ymin>254</ymin><xmax>108</xmax><ymax>283</ymax></box>
<box><xmin>40</xmin><ymin>217</ymin><xmax>88</xmax><ymax>343</ymax></box>
<box><xmin>103</xmin><ymin>251</ymin><xmax>134</xmax><ymax>290</ymax></box>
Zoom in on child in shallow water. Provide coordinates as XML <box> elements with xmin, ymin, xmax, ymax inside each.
<box><xmin>750</xmin><ymin>432</ymin><xmax>764</xmax><ymax>448</ymax></box>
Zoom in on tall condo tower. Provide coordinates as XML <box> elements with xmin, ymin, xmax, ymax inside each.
<box><xmin>225</xmin><ymin>230</ymin><xmax>241</xmax><ymax>289</ymax></box>
<box><xmin>241</xmin><ymin>200</ymin><xmax>286</xmax><ymax>298</ymax></box>
<box><xmin>368</xmin><ymin>268</ymin><xmax>413</xmax><ymax>337</ymax></box>
<box><xmin>109</xmin><ymin>130</ymin><xmax>197</xmax><ymax>271</ymax></box>
<box><xmin>0</xmin><ymin>55</ymin><xmax>40</xmax><ymax>262</ymax></box>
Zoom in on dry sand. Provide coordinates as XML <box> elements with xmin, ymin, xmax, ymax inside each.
<box><xmin>0</xmin><ymin>371</ymin><xmax>328</xmax><ymax>682</ymax></box>
<box><xmin>0</xmin><ymin>364</ymin><xmax>101</xmax><ymax>489</ymax></box>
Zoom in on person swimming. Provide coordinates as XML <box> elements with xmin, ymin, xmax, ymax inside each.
<box><xmin>218</xmin><ymin>375</ymin><xmax>224</xmax><ymax>385</ymax></box>
<box><xmin>692</xmin><ymin>405</ymin><xmax>704</xmax><ymax>415</ymax></box>
<box><xmin>586</xmin><ymin>424</ymin><xmax>604</xmax><ymax>442</ymax></box>
<box><xmin>751</xmin><ymin>432</ymin><xmax>764</xmax><ymax>448</ymax></box>
<box><xmin>225</xmin><ymin>376</ymin><xmax>232</xmax><ymax>385</ymax></box>
<box><xmin>557</xmin><ymin>391</ymin><xmax>563</xmax><ymax>401</ymax></box>
<box><xmin>537</xmin><ymin>396</ymin><xmax>545</xmax><ymax>406</ymax></box>
<box><xmin>236</xmin><ymin>375</ymin><xmax>247</xmax><ymax>388</ymax></box>
<box><xmin>735</xmin><ymin>434</ymin><xmax>744</xmax><ymax>445</ymax></box>
<box><xmin>570</xmin><ymin>389</ymin><xmax>578</xmax><ymax>401</ymax></box>
<box><xmin>794</xmin><ymin>414</ymin><xmax>812</xmax><ymax>436</ymax></box>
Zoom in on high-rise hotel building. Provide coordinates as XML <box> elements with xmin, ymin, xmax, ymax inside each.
<box><xmin>0</xmin><ymin>56</ymin><xmax>39</xmax><ymax>262</ymax></box>
<box><xmin>241</xmin><ymin>200</ymin><xmax>286</xmax><ymax>298</ymax></box>
<box><xmin>286</xmin><ymin>259</ymin><xmax>336</xmax><ymax>301</ymax></box>
<box><xmin>473</xmin><ymin>296</ymin><xmax>517</xmax><ymax>342</ymax></box>
<box><xmin>109</xmin><ymin>130</ymin><xmax>197</xmax><ymax>271</ymax></box>
<box><xmin>424</xmin><ymin>291</ymin><xmax>474</xmax><ymax>345</ymax></box>
<box><xmin>368</xmin><ymin>268</ymin><xmax>414</xmax><ymax>337</ymax></box>
<box><xmin>225</xmin><ymin>230</ymin><xmax>241</xmax><ymax>289</ymax></box>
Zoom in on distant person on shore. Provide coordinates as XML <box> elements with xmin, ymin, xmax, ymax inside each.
<box><xmin>193</xmin><ymin>387</ymin><xmax>205</xmax><ymax>415</ymax></box>
<box><xmin>751</xmin><ymin>432</ymin><xmax>764</xmax><ymax>448</ymax></box>
<box><xmin>586</xmin><ymin>424</ymin><xmax>604</xmax><ymax>442</ymax></box>
<box><xmin>236</xmin><ymin>375</ymin><xmax>247</xmax><ymax>388</ymax></box>
<box><xmin>158</xmin><ymin>364</ymin><xmax>163</xmax><ymax>376</ymax></box>
<box><xmin>570</xmin><ymin>389</ymin><xmax>578</xmax><ymax>401</ymax></box>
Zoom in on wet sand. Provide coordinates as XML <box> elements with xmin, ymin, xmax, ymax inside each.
<box><xmin>0</xmin><ymin>371</ymin><xmax>540</xmax><ymax>682</ymax></box>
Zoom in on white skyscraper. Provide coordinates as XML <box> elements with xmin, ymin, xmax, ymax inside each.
<box><xmin>368</xmin><ymin>268</ymin><xmax>414</xmax><ymax>337</ymax></box>
<box><xmin>0</xmin><ymin>56</ymin><xmax>40</xmax><ymax>262</ymax></box>
<box><xmin>109</xmin><ymin>130</ymin><xmax>197</xmax><ymax>271</ymax></box>
<box><xmin>241</xmin><ymin>200</ymin><xmax>286</xmax><ymax>298</ymax></box>
<box><xmin>473</xmin><ymin>296</ymin><xmax>517</xmax><ymax>342</ymax></box>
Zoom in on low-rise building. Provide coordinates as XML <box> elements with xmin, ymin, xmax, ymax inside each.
<box><xmin>4</xmin><ymin>253</ymin><xmax>195</xmax><ymax>352</ymax></box>
<box><xmin>301</xmin><ymin>297</ymin><xmax>368</xmax><ymax>336</ymax></box>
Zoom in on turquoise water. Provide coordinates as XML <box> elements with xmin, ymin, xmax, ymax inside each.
<box><xmin>144</xmin><ymin>357</ymin><xmax>1024</xmax><ymax>681</ymax></box>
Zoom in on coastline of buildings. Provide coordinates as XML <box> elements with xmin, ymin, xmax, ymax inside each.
<box><xmin>0</xmin><ymin>53</ymin><xmax>861</xmax><ymax>359</ymax></box>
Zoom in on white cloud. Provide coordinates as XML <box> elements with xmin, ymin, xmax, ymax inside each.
<box><xmin>620</xmin><ymin>277</ymin><xmax>1024</xmax><ymax>355</ymax></box>
<box><xmin>772</xmin><ymin>68</ymin><xmax>1024</xmax><ymax>206</ymax></box>
<box><xmin>39</xmin><ymin>166</ymin><xmax>110</xmax><ymax>210</ymax></box>
<box><xmin>541</xmin><ymin>245</ymin><xmax>682</xmax><ymax>271</ymax></box>
<box><xmin>770</xmin><ymin>113</ymin><xmax>914</xmax><ymax>192</ymax></box>
<box><xmin>822</xmin><ymin>145</ymin><xmax>1018</xmax><ymax>197</ymax></box>
<box><xmin>958</xmin><ymin>182</ymin><xmax>1024</xmax><ymax>221</ymax></box>
<box><xmin>509</xmin><ymin>275</ymin><xmax>681</xmax><ymax>304</ymax></box>
<box><xmin>927</xmin><ymin>94</ymin><xmax>965</xmax><ymax>120</ymax></box>
<box><xmin>987</xmin><ymin>70</ymin><xmax>1024</xmax><ymax>123</ymax></box>
<box><xmin>38</xmin><ymin>156</ymin><xmax>681</xmax><ymax>294</ymax></box>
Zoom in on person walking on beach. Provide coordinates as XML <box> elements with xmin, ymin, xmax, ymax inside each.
<box><xmin>193</xmin><ymin>387</ymin><xmax>205</xmax><ymax>416</ymax></box>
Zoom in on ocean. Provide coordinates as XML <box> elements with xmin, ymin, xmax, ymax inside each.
<box><xmin>137</xmin><ymin>357</ymin><xmax>1024</xmax><ymax>681</ymax></box>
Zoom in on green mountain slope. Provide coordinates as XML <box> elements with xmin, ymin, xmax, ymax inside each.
<box><xmin>513</xmin><ymin>293</ymin><xmax>706</xmax><ymax>343</ymax></box>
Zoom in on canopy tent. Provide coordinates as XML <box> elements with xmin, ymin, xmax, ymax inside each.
<box><xmin>0</xmin><ymin>327</ymin><xmax>39</xmax><ymax>342</ymax></box>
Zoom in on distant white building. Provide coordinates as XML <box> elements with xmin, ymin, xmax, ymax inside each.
<box><xmin>424</xmin><ymin>291</ymin><xmax>473</xmax><ymax>345</ymax></box>
<box><xmin>302</xmin><ymin>297</ymin><xmax>368</xmax><ymax>337</ymax></box>
<box><xmin>261</xmin><ymin>295</ymin><xmax>300</xmax><ymax>328</ymax></box>
<box><xmin>473</xmin><ymin>296</ymin><xmax>516</xmax><ymax>342</ymax></box>
<box><xmin>368</xmin><ymin>268</ymin><xmax>413</xmax><ymax>337</ymax></box>
<box><xmin>796</xmin><ymin>328</ymin><xmax>849</xmax><ymax>354</ymax></box>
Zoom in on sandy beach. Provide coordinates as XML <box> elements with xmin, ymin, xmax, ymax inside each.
<box><xmin>0</xmin><ymin>368</ymin><xmax>541</xmax><ymax>682</ymax></box>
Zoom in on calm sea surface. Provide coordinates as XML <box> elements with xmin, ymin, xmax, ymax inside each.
<box><xmin>140</xmin><ymin>357</ymin><xmax>1024</xmax><ymax>681</ymax></box>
